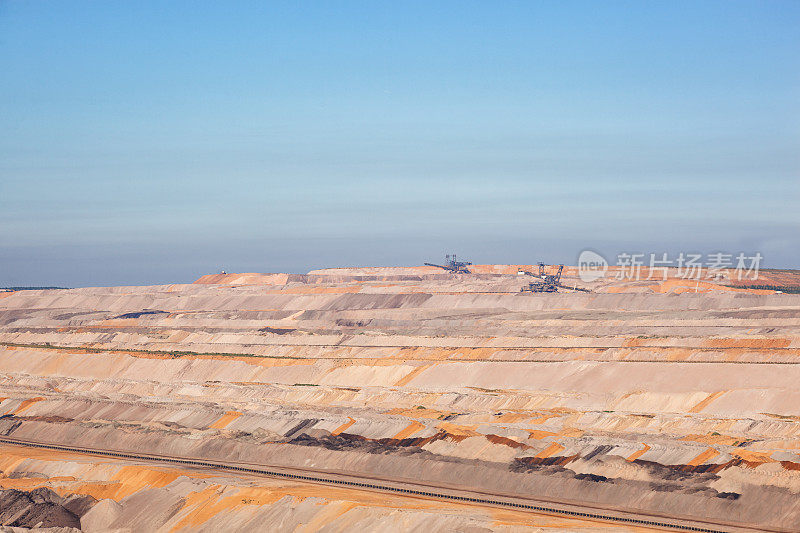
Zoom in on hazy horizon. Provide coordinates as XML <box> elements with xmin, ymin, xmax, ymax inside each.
<box><xmin>2</xmin><ymin>1</ymin><xmax>799</xmax><ymax>287</ymax></box>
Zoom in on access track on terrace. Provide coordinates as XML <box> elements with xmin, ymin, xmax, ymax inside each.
<box><xmin>0</xmin><ymin>436</ymin><xmax>786</xmax><ymax>533</ymax></box>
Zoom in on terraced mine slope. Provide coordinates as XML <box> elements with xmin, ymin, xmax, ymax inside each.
<box><xmin>1</xmin><ymin>266</ymin><xmax>799</xmax><ymax>531</ymax></box>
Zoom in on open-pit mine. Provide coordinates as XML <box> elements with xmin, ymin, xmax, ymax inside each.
<box><xmin>1</xmin><ymin>264</ymin><xmax>799</xmax><ymax>532</ymax></box>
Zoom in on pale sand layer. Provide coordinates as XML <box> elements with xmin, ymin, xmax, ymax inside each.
<box><xmin>1</xmin><ymin>266</ymin><xmax>799</xmax><ymax>530</ymax></box>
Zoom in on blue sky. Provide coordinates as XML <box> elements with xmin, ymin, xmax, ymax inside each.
<box><xmin>1</xmin><ymin>1</ymin><xmax>798</xmax><ymax>286</ymax></box>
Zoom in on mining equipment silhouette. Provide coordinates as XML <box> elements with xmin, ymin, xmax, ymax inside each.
<box><xmin>422</xmin><ymin>256</ymin><xmax>583</xmax><ymax>293</ymax></box>
<box><xmin>425</xmin><ymin>254</ymin><xmax>472</xmax><ymax>273</ymax></box>
<box><xmin>521</xmin><ymin>263</ymin><xmax>564</xmax><ymax>292</ymax></box>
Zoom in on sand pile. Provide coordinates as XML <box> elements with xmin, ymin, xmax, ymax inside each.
<box><xmin>0</xmin><ymin>266</ymin><xmax>798</xmax><ymax>530</ymax></box>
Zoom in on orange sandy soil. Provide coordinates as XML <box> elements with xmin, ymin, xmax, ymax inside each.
<box><xmin>0</xmin><ymin>444</ymin><xmax>654</xmax><ymax>531</ymax></box>
<box><xmin>607</xmin><ymin>278</ymin><xmax>774</xmax><ymax>295</ymax></box>
<box><xmin>2</xmin><ymin>270</ymin><xmax>799</xmax><ymax>530</ymax></box>
<box><xmin>192</xmin><ymin>264</ymin><xmax>789</xmax><ymax>296</ymax></box>
<box><xmin>7</xmin><ymin>343</ymin><xmax>799</xmax><ymax>369</ymax></box>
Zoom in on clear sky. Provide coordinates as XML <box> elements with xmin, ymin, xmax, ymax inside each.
<box><xmin>1</xmin><ymin>1</ymin><xmax>798</xmax><ymax>287</ymax></box>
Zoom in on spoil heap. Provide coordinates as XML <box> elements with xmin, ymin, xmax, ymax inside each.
<box><xmin>0</xmin><ymin>266</ymin><xmax>798</xmax><ymax>531</ymax></box>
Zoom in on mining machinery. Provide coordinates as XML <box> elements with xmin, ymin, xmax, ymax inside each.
<box><xmin>521</xmin><ymin>263</ymin><xmax>564</xmax><ymax>292</ymax></box>
<box><xmin>425</xmin><ymin>254</ymin><xmax>472</xmax><ymax>274</ymax></box>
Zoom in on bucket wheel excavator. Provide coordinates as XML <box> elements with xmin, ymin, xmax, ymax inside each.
<box><xmin>425</xmin><ymin>254</ymin><xmax>472</xmax><ymax>274</ymax></box>
<box><xmin>521</xmin><ymin>263</ymin><xmax>564</xmax><ymax>292</ymax></box>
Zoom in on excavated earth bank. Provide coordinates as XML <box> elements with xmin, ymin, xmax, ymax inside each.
<box><xmin>1</xmin><ymin>265</ymin><xmax>799</xmax><ymax>531</ymax></box>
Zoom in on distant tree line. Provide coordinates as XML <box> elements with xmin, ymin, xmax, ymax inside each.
<box><xmin>724</xmin><ymin>284</ymin><xmax>800</xmax><ymax>294</ymax></box>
